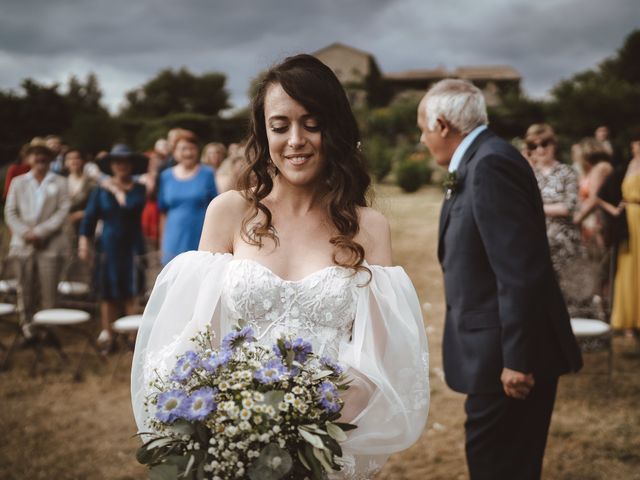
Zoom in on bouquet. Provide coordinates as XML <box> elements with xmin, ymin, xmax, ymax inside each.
<box><xmin>137</xmin><ymin>323</ymin><xmax>356</xmax><ymax>480</ymax></box>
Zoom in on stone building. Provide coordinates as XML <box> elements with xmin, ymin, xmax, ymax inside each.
<box><xmin>314</xmin><ymin>43</ymin><xmax>521</xmax><ymax>108</ymax></box>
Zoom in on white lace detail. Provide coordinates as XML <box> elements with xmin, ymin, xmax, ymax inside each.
<box><xmin>221</xmin><ymin>259</ymin><xmax>361</xmax><ymax>360</ymax></box>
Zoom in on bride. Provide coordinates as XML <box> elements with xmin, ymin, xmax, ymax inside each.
<box><xmin>131</xmin><ymin>54</ymin><xmax>429</xmax><ymax>479</ymax></box>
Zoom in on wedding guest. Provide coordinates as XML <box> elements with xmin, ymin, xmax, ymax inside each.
<box><xmin>3</xmin><ymin>143</ymin><xmax>32</xmax><ymax>200</ymax></box>
<box><xmin>139</xmin><ymin>150</ymin><xmax>163</xmax><ymax>250</ymax></box>
<box><xmin>570</xmin><ymin>142</ymin><xmax>585</xmax><ymax>180</ymax></box>
<box><xmin>4</xmin><ymin>145</ymin><xmax>71</xmax><ymax>339</ymax></box>
<box><xmin>157</xmin><ymin>131</ymin><xmax>217</xmax><ymax>264</ymax></box>
<box><xmin>419</xmin><ymin>80</ymin><xmax>581</xmax><ymax>480</ymax></box>
<box><xmin>154</xmin><ymin>138</ymin><xmax>169</xmax><ymax>162</ymax></box>
<box><xmin>63</xmin><ymin>149</ymin><xmax>97</xmax><ymax>247</ymax></box>
<box><xmin>78</xmin><ymin>145</ymin><xmax>147</xmax><ymax>352</ymax></box>
<box><xmin>573</xmin><ymin>139</ymin><xmax>613</xmax><ymax>250</ymax></box>
<box><xmin>45</xmin><ymin>135</ymin><xmax>65</xmax><ymax>174</ymax></box>
<box><xmin>201</xmin><ymin>142</ymin><xmax>226</xmax><ymax>170</ymax></box>
<box><xmin>527</xmin><ymin>124</ymin><xmax>581</xmax><ymax>284</ymax></box>
<box><xmin>599</xmin><ymin>130</ymin><xmax>640</xmax><ymax>337</ymax></box>
<box><xmin>215</xmin><ymin>154</ymin><xmax>246</xmax><ymax>193</ymax></box>
<box><xmin>594</xmin><ymin>125</ymin><xmax>614</xmax><ymax>157</ymax></box>
<box><xmin>158</xmin><ymin>128</ymin><xmax>189</xmax><ymax>172</ymax></box>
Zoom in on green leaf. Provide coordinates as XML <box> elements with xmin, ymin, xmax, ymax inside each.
<box><xmin>325</xmin><ymin>436</ymin><xmax>343</xmax><ymax>458</ymax></box>
<box><xmin>325</xmin><ymin>422</ymin><xmax>348</xmax><ymax>442</ymax></box>
<box><xmin>313</xmin><ymin>446</ymin><xmax>335</xmax><ymax>473</ymax></box>
<box><xmin>263</xmin><ymin>390</ymin><xmax>285</xmax><ymax>407</ymax></box>
<box><xmin>183</xmin><ymin>454</ymin><xmax>195</xmax><ymax>477</ymax></box>
<box><xmin>298</xmin><ymin>429</ymin><xmax>326</xmax><ymax>450</ymax></box>
<box><xmin>170</xmin><ymin>420</ymin><xmax>195</xmax><ymax>436</ymax></box>
<box><xmin>145</xmin><ymin>437</ymin><xmax>175</xmax><ymax>451</ymax></box>
<box><xmin>136</xmin><ymin>445</ymin><xmax>155</xmax><ymax>465</ymax></box>
<box><xmin>312</xmin><ymin>370</ymin><xmax>334</xmax><ymax>381</ymax></box>
<box><xmin>286</xmin><ymin>350</ymin><xmax>295</xmax><ymax>367</ymax></box>
<box><xmin>333</xmin><ymin>421</ymin><xmax>358</xmax><ymax>432</ymax></box>
<box><xmin>300</xmin><ymin>424</ymin><xmax>327</xmax><ymax>435</ymax></box>
<box><xmin>149</xmin><ymin>463</ymin><xmax>179</xmax><ymax>480</ymax></box>
<box><xmin>196</xmin><ymin>461</ymin><xmax>206</xmax><ymax>480</ymax></box>
<box><xmin>164</xmin><ymin>455</ymin><xmax>189</xmax><ymax>470</ymax></box>
<box><xmin>297</xmin><ymin>449</ymin><xmax>311</xmax><ymax>471</ymax></box>
<box><xmin>303</xmin><ymin>444</ymin><xmax>325</xmax><ymax>480</ymax></box>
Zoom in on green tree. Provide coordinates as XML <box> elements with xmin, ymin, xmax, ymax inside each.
<box><xmin>548</xmin><ymin>29</ymin><xmax>640</xmax><ymax>139</ymax></box>
<box><xmin>122</xmin><ymin>68</ymin><xmax>230</xmax><ymax>118</ymax></box>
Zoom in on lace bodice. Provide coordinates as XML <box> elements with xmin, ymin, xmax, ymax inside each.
<box><xmin>221</xmin><ymin>259</ymin><xmax>361</xmax><ymax>360</ymax></box>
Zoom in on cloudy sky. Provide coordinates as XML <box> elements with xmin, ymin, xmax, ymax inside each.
<box><xmin>0</xmin><ymin>0</ymin><xmax>637</xmax><ymax>113</ymax></box>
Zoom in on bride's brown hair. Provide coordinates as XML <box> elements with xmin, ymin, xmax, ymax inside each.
<box><xmin>238</xmin><ymin>54</ymin><xmax>371</xmax><ymax>274</ymax></box>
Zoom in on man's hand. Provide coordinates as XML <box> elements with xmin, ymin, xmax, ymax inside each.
<box><xmin>501</xmin><ymin>368</ymin><xmax>535</xmax><ymax>400</ymax></box>
<box><xmin>23</xmin><ymin>231</ymin><xmax>38</xmax><ymax>244</ymax></box>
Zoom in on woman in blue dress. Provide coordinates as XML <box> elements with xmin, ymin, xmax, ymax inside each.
<box><xmin>158</xmin><ymin>131</ymin><xmax>218</xmax><ymax>264</ymax></box>
<box><xmin>78</xmin><ymin>144</ymin><xmax>148</xmax><ymax>351</ymax></box>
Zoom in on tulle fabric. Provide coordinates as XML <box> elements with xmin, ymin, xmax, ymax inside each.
<box><xmin>131</xmin><ymin>251</ymin><xmax>429</xmax><ymax>479</ymax></box>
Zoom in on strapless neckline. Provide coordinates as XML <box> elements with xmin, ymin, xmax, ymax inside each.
<box><xmin>229</xmin><ymin>258</ymin><xmax>349</xmax><ymax>284</ymax></box>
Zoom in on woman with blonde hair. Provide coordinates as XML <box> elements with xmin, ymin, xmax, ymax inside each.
<box><xmin>526</xmin><ymin>124</ymin><xmax>580</xmax><ymax>291</ymax></box>
<box><xmin>200</xmin><ymin>142</ymin><xmax>226</xmax><ymax>170</ymax></box>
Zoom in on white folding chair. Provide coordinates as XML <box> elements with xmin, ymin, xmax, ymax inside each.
<box><xmin>111</xmin><ymin>314</ymin><xmax>142</xmax><ymax>380</ymax></box>
<box><xmin>570</xmin><ymin>318</ymin><xmax>613</xmax><ymax>380</ymax></box>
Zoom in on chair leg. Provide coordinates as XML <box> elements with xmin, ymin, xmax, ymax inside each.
<box><xmin>0</xmin><ymin>327</ymin><xmax>21</xmax><ymax>371</ymax></box>
<box><xmin>44</xmin><ymin>329</ymin><xmax>69</xmax><ymax>366</ymax></box>
<box><xmin>30</xmin><ymin>335</ymin><xmax>45</xmax><ymax>377</ymax></box>
<box><xmin>607</xmin><ymin>336</ymin><xmax>613</xmax><ymax>383</ymax></box>
<box><xmin>73</xmin><ymin>336</ymin><xmax>91</xmax><ymax>382</ymax></box>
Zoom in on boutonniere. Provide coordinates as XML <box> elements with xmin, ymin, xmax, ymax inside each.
<box><xmin>443</xmin><ymin>171</ymin><xmax>458</xmax><ymax>200</ymax></box>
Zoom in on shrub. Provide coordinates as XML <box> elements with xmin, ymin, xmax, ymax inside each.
<box><xmin>395</xmin><ymin>156</ymin><xmax>430</xmax><ymax>193</ymax></box>
<box><xmin>363</xmin><ymin>135</ymin><xmax>392</xmax><ymax>181</ymax></box>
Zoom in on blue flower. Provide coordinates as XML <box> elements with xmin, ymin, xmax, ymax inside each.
<box><xmin>201</xmin><ymin>350</ymin><xmax>231</xmax><ymax>373</ymax></box>
<box><xmin>184</xmin><ymin>387</ymin><xmax>217</xmax><ymax>421</ymax></box>
<box><xmin>221</xmin><ymin>326</ymin><xmax>256</xmax><ymax>352</ymax></box>
<box><xmin>273</xmin><ymin>337</ymin><xmax>313</xmax><ymax>363</ymax></box>
<box><xmin>318</xmin><ymin>381</ymin><xmax>340</xmax><ymax>413</ymax></box>
<box><xmin>320</xmin><ymin>356</ymin><xmax>344</xmax><ymax>375</ymax></box>
<box><xmin>254</xmin><ymin>359</ymin><xmax>288</xmax><ymax>385</ymax></box>
<box><xmin>290</xmin><ymin>338</ymin><xmax>313</xmax><ymax>363</ymax></box>
<box><xmin>155</xmin><ymin>389</ymin><xmax>189</xmax><ymax>423</ymax></box>
<box><xmin>170</xmin><ymin>351</ymin><xmax>200</xmax><ymax>383</ymax></box>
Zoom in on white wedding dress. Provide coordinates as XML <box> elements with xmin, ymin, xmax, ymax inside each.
<box><xmin>132</xmin><ymin>251</ymin><xmax>429</xmax><ymax>480</ymax></box>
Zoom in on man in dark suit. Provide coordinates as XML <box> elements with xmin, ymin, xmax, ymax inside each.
<box><xmin>418</xmin><ymin>79</ymin><xmax>582</xmax><ymax>479</ymax></box>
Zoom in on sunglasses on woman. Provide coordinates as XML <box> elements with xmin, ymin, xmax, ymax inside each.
<box><xmin>527</xmin><ymin>139</ymin><xmax>553</xmax><ymax>151</ymax></box>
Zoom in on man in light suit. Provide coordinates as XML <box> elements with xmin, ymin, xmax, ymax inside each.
<box><xmin>417</xmin><ymin>79</ymin><xmax>582</xmax><ymax>479</ymax></box>
<box><xmin>4</xmin><ymin>145</ymin><xmax>70</xmax><ymax>338</ymax></box>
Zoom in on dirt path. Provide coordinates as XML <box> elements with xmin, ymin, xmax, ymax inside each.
<box><xmin>1</xmin><ymin>184</ymin><xmax>639</xmax><ymax>479</ymax></box>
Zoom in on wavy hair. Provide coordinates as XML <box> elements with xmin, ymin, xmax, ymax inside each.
<box><xmin>239</xmin><ymin>54</ymin><xmax>371</xmax><ymax>274</ymax></box>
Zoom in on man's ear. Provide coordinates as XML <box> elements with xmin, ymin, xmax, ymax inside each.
<box><xmin>437</xmin><ymin>118</ymin><xmax>451</xmax><ymax>138</ymax></box>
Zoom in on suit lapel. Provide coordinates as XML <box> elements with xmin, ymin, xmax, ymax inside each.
<box><xmin>437</xmin><ymin>129</ymin><xmax>493</xmax><ymax>263</ymax></box>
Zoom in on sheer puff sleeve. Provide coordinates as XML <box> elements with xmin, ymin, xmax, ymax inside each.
<box><xmin>131</xmin><ymin>251</ymin><xmax>233</xmax><ymax>433</ymax></box>
<box><xmin>336</xmin><ymin>264</ymin><xmax>430</xmax><ymax>476</ymax></box>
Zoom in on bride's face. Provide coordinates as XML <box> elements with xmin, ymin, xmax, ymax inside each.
<box><xmin>263</xmin><ymin>83</ymin><xmax>325</xmax><ymax>188</ymax></box>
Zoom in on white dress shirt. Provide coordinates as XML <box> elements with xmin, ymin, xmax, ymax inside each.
<box><xmin>449</xmin><ymin>125</ymin><xmax>488</xmax><ymax>173</ymax></box>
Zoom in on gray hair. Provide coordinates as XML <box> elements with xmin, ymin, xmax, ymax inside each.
<box><xmin>422</xmin><ymin>79</ymin><xmax>488</xmax><ymax>134</ymax></box>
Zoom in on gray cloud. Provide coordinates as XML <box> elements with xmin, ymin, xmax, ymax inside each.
<box><xmin>0</xmin><ymin>0</ymin><xmax>637</xmax><ymax>111</ymax></box>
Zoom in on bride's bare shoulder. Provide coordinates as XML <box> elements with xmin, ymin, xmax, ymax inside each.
<box><xmin>199</xmin><ymin>190</ymin><xmax>252</xmax><ymax>253</ymax></box>
<box><xmin>356</xmin><ymin>206</ymin><xmax>392</xmax><ymax>266</ymax></box>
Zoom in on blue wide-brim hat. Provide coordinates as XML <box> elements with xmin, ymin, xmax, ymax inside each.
<box><xmin>98</xmin><ymin>144</ymin><xmax>149</xmax><ymax>175</ymax></box>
